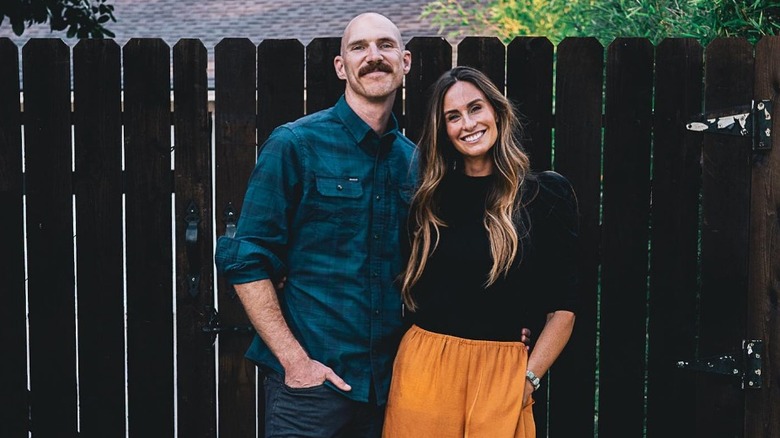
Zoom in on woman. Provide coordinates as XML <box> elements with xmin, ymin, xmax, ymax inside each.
<box><xmin>383</xmin><ymin>66</ymin><xmax>578</xmax><ymax>437</ymax></box>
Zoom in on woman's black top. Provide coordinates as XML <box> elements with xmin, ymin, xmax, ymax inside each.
<box><xmin>408</xmin><ymin>170</ymin><xmax>579</xmax><ymax>341</ymax></box>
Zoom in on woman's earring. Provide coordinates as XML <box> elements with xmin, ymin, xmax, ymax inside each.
<box><xmin>451</xmin><ymin>160</ymin><xmax>457</xmax><ymax>171</ymax></box>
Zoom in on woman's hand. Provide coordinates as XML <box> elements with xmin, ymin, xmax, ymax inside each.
<box><xmin>522</xmin><ymin>379</ymin><xmax>534</xmax><ymax>407</ymax></box>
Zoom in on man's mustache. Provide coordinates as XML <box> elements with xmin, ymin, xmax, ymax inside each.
<box><xmin>359</xmin><ymin>61</ymin><xmax>393</xmax><ymax>76</ymax></box>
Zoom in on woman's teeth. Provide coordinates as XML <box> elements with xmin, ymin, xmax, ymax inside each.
<box><xmin>463</xmin><ymin>131</ymin><xmax>484</xmax><ymax>142</ymax></box>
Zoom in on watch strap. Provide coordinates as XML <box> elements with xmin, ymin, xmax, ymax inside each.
<box><xmin>526</xmin><ymin>369</ymin><xmax>541</xmax><ymax>391</ymax></box>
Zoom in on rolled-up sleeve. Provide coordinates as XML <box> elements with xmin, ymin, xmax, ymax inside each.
<box><xmin>214</xmin><ymin>126</ymin><xmax>302</xmax><ymax>285</ymax></box>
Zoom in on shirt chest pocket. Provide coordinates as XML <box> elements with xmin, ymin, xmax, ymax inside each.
<box><xmin>311</xmin><ymin>176</ymin><xmax>364</xmax><ymax>227</ymax></box>
<box><xmin>316</xmin><ymin>176</ymin><xmax>363</xmax><ymax>199</ymax></box>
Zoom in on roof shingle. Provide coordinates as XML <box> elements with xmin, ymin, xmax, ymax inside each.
<box><xmin>1</xmin><ymin>0</ymin><xmax>448</xmax><ymax>46</ymax></box>
<box><xmin>1</xmin><ymin>0</ymin><xmax>458</xmax><ymax>88</ymax></box>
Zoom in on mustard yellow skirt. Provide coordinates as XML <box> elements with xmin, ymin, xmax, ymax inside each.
<box><xmin>383</xmin><ymin>324</ymin><xmax>535</xmax><ymax>438</ymax></box>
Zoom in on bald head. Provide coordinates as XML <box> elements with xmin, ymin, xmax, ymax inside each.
<box><xmin>334</xmin><ymin>11</ymin><xmax>411</xmax><ymax>119</ymax></box>
<box><xmin>340</xmin><ymin>12</ymin><xmax>405</xmax><ymax>55</ymax></box>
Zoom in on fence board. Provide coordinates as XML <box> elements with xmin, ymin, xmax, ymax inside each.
<box><xmin>214</xmin><ymin>38</ymin><xmax>258</xmax><ymax>438</ymax></box>
<box><xmin>257</xmin><ymin>39</ymin><xmax>305</xmax><ymax>145</ymax></box>
<box><xmin>393</xmin><ymin>73</ymin><xmax>405</xmax><ymax>132</ymax></box>
<box><xmin>0</xmin><ymin>38</ymin><xmax>27</xmax><ymax>438</ymax></box>
<box><xmin>507</xmin><ymin>37</ymin><xmax>553</xmax><ymax>171</ymax></box>
<box><xmin>404</xmin><ymin>37</ymin><xmax>451</xmax><ymax>144</ymax></box>
<box><xmin>123</xmin><ymin>38</ymin><xmax>175</xmax><ymax>436</ymax></box>
<box><xmin>749</xmin><ymin>35</ymin><xmax>780</xmax><ymax>438</ymax></box>
<box><xmin>551</xmin><ymin>36</ymin><xmax>603</xmax><ymax>438</ymax></box>
<box><xmin>646</xmin><ymin>38</ymin><xmax>703</xmax><ymax>437</ymax></box>
<box><xmin>23</xmin><ymin>38</ymin><xmax>78</xmax><ymax>435</ymax></box>
<box><xmin>5</xmin><ymin>34</ymin><xmax>778</xmax><ymax>437</ymax></box>
<box><xmin>72</xmin><ymin>39</ymin><xmax>126</xmax><ymax>437</ymax></box>
<box><xmin>698</xmin><ymin>37</ymin><xmax>754</xmax><ymax>436</ymax></box>
<box><xmin>598</xmin><ymin>38</ymin><xmax>654</xmax><ymax>437</ymax></box>
<box><xmin>306</xmin><ymin>38</ymin><xmax>343</xmax><ymax>113</ymax></box>
<box><xmin>457</xmin><ymin>36</ymin><xmax>505</xmax><ymax>91</ymax></box>
<box><xmin>173</xmin><ymin>38</ymin><xmax>216</xmax><ymax>437</ymax></box>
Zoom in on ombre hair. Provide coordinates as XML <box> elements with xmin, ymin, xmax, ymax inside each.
<box><xmin>401</xmin><ymin>66</ymin><xmax>532</xmax><ymax>311</ymax></box>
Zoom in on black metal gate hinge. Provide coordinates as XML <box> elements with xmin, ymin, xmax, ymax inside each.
<box><xmin>201</xmin><ymin>306</ymin><xmax>254</xmax><ymax>346</ymax></box>
<box><xmin>686</xmin><ymin>99</ymin><xmax>772</xmax><ymax>151</ymax></box>
<box><xmin>676</xmin><ymin>339</ymin><xmax>763</xmax><ymax>389</ymax></box>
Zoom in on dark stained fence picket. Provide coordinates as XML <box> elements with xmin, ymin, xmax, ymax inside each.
<box><xmin>598</xmin><ymin>37</ymin><xmax>655</xmax><ymax>437</ymax></box>
<box><xmin>550</xmin><ymin>37</ymin><xmax>603</xmax><ymax>438</ymax></box>
<box><xmin>1</xmin><ymin>34</ymin><xmax>778</xmax><ymax>438</ymax></box>
<box><xmin>0</xmin><ymin>38</ymin><xmax>28</xmax><ymax>438</ymax></box>
<box><xmin>646</xmin><ymin>38</ymin><xmax>704</xmax><ymax>437</ymax></box>
<box><xmin>173</xmin><ymin>38</ymin><xmax>216</xmax><ymax>437</ymax></box>
<box><xmin>73</xmin><ymin>38</ymin><xmax>126</xmax><ymax>436</ymax></box>
<box><xmin>307</xmin><ymin>37</ymin><xmax>343</xmax><ymax>114</ymax></box>
<box><xmin>507</xmin><ymin>36</ymin><xmax>554</xmax><ymax>172</ymax></box>
<box><xmin>698</xmin><ymin>37</ymin><xmax>754</xmax><ymax>436</ymax></box>
<box><xmin>457</xmin><ymin>36</ymin><xmax>506</xmax><ymax>92</ymax></box>
<box><xmin>123</xmin><ymin>38</ymin><xmax>176</xmax><ymax>436</ymax></box>
<box><xmin>749</xmin><ymin>36</ymin><xmax>780</xmax><ymax>438</ymax></box>
<box><xmin>404</xmin><ymin>37</ymin><xmax>452</xmax><ymax>144</ymax></box>
<box><xmin>214</xmin><ymin>37</ymin><xmax>259</xmax><ymax>438</ymax></box>
<box><xmin>257</xmin><ymin>39</ymin><xmax>305</xmax><ymax>145</ymax></box>
<box><xmin>23</xmin><ymin>38</ymin><xmax>78</xmax><ymax>436</ymax></box>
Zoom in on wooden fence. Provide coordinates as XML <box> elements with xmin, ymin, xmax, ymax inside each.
<box><xmin>0</xmin><ymin>35</ymin><xmax>778</xmax><ymax>438</ymax></box>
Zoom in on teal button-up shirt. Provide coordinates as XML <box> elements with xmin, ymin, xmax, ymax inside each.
<box><xmin>215</xmin><ymin>95</ymin><xmax>417</xmax><ymax>404</ymax></box>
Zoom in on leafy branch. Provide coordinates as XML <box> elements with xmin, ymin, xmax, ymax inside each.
<box><xmin>0</xmin><ymin>0</ymin><xmax>116</xmax><ymax>38</ymax></box>
<box><xmin>421</xmin><ymin>0</ymin><xmax>780</xmax><ymax>45</ymax></box>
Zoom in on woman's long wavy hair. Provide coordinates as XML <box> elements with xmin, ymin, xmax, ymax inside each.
<box><xmin>401</xmin><ymin>66</ymin><xmax>532</xmax><ymax>311</ymax></box>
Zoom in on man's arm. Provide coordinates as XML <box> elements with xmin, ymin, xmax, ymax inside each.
<box><xmin>234</xmin><ymin>279</ymin><xmax>351</xmax><ymax>391</ymax></box>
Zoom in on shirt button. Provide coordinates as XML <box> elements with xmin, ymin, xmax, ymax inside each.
<box><xmin>371</xmin><ymin>272</ymin><xmax>378</xmax><ymax>277</ymax></box>
<box><xmin>375</xmin><ymin>195</ymin><xmax>381</xmax><ymax>200</ymax></box>
<box><xmin>337</xmin><ymin>184</ymin><xmax>343</xmax><ymax>191</ymax></box>
<box><xmin>373</xmin><ymin>234</ymin><xmax>379</xmax><ymax>240</ymax></box>
<box><xmin>374</xmin><ymin>310</ymin><xmax>380</xmax><ymax>316</ymax></box>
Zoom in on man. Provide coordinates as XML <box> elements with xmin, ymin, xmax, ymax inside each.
<box><xmin>215</xmin><ymin>12</ymin><xmax>530</xmax><ymax>437</ymax></box>
<box><xmin>215</xmin><ymin>12</ymin><xmax>413</xmax><ymax>437</ymax></box>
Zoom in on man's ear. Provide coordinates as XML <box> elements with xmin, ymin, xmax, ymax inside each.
<box><xmin>402</xmin><ymin>50</ymin><xmax>411</xmax><ymax>75</ymax></box>
<box><xmin>334</xmin><ymin>55</ymin><xmax>347</xmax><ymax>80</ymax></box>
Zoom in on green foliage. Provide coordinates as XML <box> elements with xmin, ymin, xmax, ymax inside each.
<box><xmin>712</xmin><ymin>0</ymin><xmax>780</xmax><ymax>42</ymax></box>
<box><xmin>422</xmin><ymin>0</ymin><xmax>576</xmax><ymax>43</ymax></box>
<box><xmin>421</xmin><ymin>0</ymin><xmax>780</xmax><ymax>45</ymax></box>
<box><xmin>0</xmin><ymin>0</ymin><xmax>116</xmax><ymax>38</ymax></box>
<box><xmin>571</xmin><ymin>0</ymin><xmax>780</xmax><ymax>45</ymax></box>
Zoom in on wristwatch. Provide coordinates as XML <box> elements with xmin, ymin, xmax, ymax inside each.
<box><xmin>525</xmin><ymin>370</ymin><xmax>541</xmax><ymax>391</ymax></box>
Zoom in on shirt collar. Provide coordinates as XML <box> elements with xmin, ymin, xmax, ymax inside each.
<box><xmin>334</xmin><ymin>95</ymin><xmax>399</xmax><ymax>153</ymax></box>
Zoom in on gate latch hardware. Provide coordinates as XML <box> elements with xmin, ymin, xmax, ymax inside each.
<box><xmin>676</xmin><ymin>339</ymin><xmax>763</xmax><ymax>389</ymax></box>
<box><xmin>201</xmin><ymin>307</ymin><xmax>254</xmax><ymax>345</ymax></box>
<box><xmin>184</xmin><ymin>201</ymin><xmax>201</xmax><ymax>297</ymax></box>
<box><xmin>223</xmin><ymin>203</ymin><xmax>237</xmax><ymax>238</ymax></box>
<box><xmin>686</xmin><ymin>99</ymin><xmax>772</xmax><ymax>151</ymax></box>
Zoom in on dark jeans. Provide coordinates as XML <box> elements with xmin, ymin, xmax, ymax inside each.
<box><xmin>262</xmin><ymin>370</ymin><xmax>385</xmax><ymax>438</ymax></box>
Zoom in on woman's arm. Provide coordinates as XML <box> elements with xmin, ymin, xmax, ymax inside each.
<box><xmin>523</xmin><ymin>310</ymin><xmax>575</xmax><ymax>405</ymax></box>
